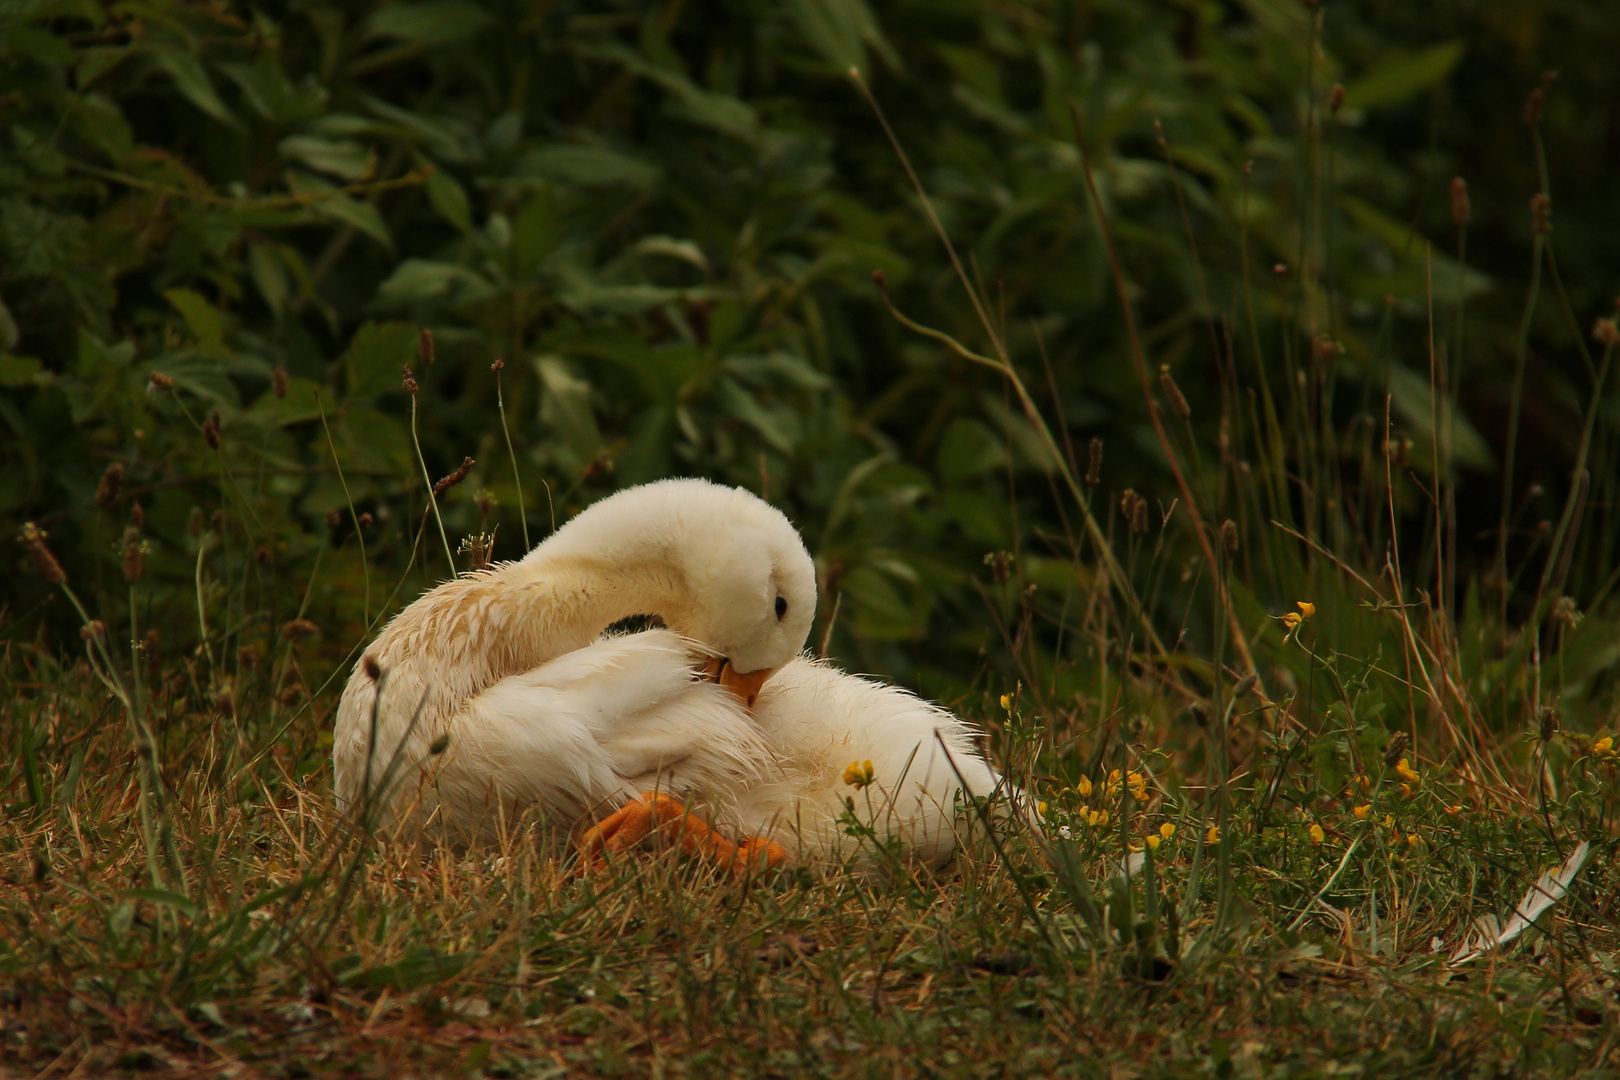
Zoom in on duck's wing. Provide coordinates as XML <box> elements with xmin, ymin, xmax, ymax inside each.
<box><xmin>427</xmin><ymin>631</ymin><xmax>767</xmax><ymax>841</ymax></box>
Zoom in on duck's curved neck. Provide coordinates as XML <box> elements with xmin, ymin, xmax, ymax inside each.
<box><xmin>504</xmin><ymin>538</ymin><xmax>692</xmax><ymax>660</ymax></box>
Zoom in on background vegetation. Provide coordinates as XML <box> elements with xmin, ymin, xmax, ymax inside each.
<box><xmin>4</xmin><ymin>0</ymin><xmax>1620</xmax><ymax>1075</ymax></box>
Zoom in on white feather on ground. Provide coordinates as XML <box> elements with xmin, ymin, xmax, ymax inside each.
<box><xmin>1448</xmin><ymin>840</ymin><xmax>1592</xmax><ymax>965</ymax></box>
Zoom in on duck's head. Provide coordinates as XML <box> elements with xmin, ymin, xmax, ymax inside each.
<box><xmin>535</xmin><ymin>478</ymin><xmax>816</xmax><ymax>704</ymax></box>
<box><xmin>677</xmin><ymin>486</ymin><xmax>817</xmax><ymax>704</ymax></box>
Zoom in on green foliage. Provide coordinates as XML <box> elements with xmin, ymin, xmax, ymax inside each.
<box><xmin>4</xmin><ymin>0</ymin><xmax>1618</xmax><ymax>707</ymax></box>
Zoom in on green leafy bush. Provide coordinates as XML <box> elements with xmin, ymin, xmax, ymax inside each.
<box><xmin>3</xmin><ymin>0</ymin><xmax>1616</xmax><ymax>716</ymax></box>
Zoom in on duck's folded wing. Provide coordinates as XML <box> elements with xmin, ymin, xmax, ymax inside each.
<box><xmin>443</xmin><ymin>631</ymin><xmax>767</xmax><ymax>819</ymax></box>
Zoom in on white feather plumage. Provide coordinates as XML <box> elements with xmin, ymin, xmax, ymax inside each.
<box><xmin>332</xmin><ymin>478</ymin><xmax>1003</xmax><ymax>867</ymax></box>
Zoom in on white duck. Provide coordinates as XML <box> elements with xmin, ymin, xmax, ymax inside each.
<box><xmin>333</xmin><ymin>478</ymin><xmax>1001</xmax><ymax>869</ymax></box>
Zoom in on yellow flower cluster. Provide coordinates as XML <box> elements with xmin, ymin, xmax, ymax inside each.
<box><xmin>1075</xmin><ymin>806</ymin><xmax>1111</xmax><ymax>828</ymax></box>
<box><xmin>1279</xmin><ymin>600</ymin><xmax>1315</xmax><ymax>635</ymax></box>
<box><xmin>1145</xmin><ymin>822</ymin><xmax>1176</xmax><ymax>850</ymax></box>
<box><xmin>842</xmin><ymin>760</ymin><xmax>875</xmax><ymax>789</ymax></box>
<box><xmin>1395</xmin><ymin>757</ymin><xmax>1421</xmax><ymax>798</ymax></box>
<box><xmin>1099</xmin><ymin>768</ymin><xmax>1151</xmax><ymax>803</ymax></box>
<box><xmin>1593</xmin><ymin>736</ymin><xmax>1616</xmax><ymax>759</ymax></box>
<box><xmin>1308</xmin><ymin>823</ymin><xmax>1326</xmax><ymax>845</ymax></box>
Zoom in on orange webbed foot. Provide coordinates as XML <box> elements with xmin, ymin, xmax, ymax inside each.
<box><xmin>577</xmin><ymin>793</ymin><xmax>786</xmax><ymax>877</ymax></box>
<box><xmin>731</xmin><ymin>836</ymin><xmax>788</xmax><ymax>874</ymax></box>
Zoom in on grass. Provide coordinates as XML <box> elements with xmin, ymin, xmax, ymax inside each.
<box><xmin>7</xmin><ymin>49</ymin><xmax>1620</xmax><ymax>1080</ymax></box>
<box><xmin>3</xmin><ymin>645</ymin><xmax>1618</xmax><ymax>1078</ymax></box>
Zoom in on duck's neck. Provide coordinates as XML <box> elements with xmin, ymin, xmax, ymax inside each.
<box><xmin>500</xmin><ymin>542</ymin><xmax>693</xmax><ymax>664</ymax></box>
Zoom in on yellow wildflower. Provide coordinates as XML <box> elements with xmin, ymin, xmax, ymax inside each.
<box><xmin>1037</xmin><ymin>801</ymin><xmax>1049</xmax><ymax>816</ymax></box>
<box><xmin>1296</xmin><ymin>601</ymin><xmax>1315</xmax><ymax>618</ymax></box>
<box><xmin>1395</xmin><ymin>758</ymin><xmax>1420</xmax><ymax>783</ymax></box>
<box><xmin>1281</xmin><ymin>611</ymin><xmax>1302</xmax><ymax>631</ymax></box>
<box><xmin>1128</xmin><ymin>770</ymin><xmax>1150</xmax><ymax>802</ymax></box>
<box><xmin>1146</xmin><ymin>835</ymin><xmax>1161</xmax><ymax>851</ymax></box>
<box><xmin>1206</xmin><ymin>826</ymin><xmax>1220</xmax><ymax>844</ymax></box>
<box><xmin>1353</xmin><ymin>804</ymin><xmax>1371</xmax><ymax>820</ymax></box>
<box><xmin>843</xmin><ymin>760</ymin><xmax>876</xmax><ymax>789</ymax></box>
<box><xmin>1400</xmin><ymin>783</ymin><xmax>1416</xmax><ymax>799</ymax></box>
<box><xmin>1159</xmin><ymin>822</ymin><xmax>1176</xmax><ymax>839</ymax></box>
<box><xmin>999</xmin><ymin>693</ymin><xmax>1012</xmax><ymax>711</ymax></box>
<box><xmin>1593</xmin><ymin>736</ymin><xmax>1616</xmax><ymax>758</ymax></box>
<box><xmin>1444</xmin><ymin>804</ymin><xmax>1463</xmax><ymax>815</ymax></box>
<box><xmin>1087</xmin><ymin>808</ymin><xmax>1110</xmax><ymax>828</ymax></box>
<box><xmin>1308</xmin><ymin>823</ymin><xmax>1325</xmax><ymax>845</ymax></box>
<box><xmin>1076</xmin><ymin>776</ymin><xmax>1093</xmax><ymax>798</ymax></box>
<box><xmin>1406</xmin><ymin>833</ymin><xmax>1421</xmax><ymax>848</ymax></box>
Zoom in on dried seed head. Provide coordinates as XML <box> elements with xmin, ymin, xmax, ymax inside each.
<box><xmin>1272</xmin><ymin>262</ymin><xmax>1288</xmax><ymax>275</ymax></box>
<box><xmin>1538</xmin><ymin>706</ymin><xmax>1560</xmax><ymax>742</ymax></box>
<box><xmin>982</xmin><ymin>550</ymin><xmax>1011</xmax><ymax>585</ymax></box>
<box><xmin>583</xmin><ymin>450</ymin><xmax>613</xmax><ymax>482</ymax></box>
<box><xmin>1530</xmin><ymin>193</ymin><xmax>1552</xmax><ymax>236</ymax></box>
<box><xmin>433</xmin><ymin>456</ymin><xmax>475</xmax><ymax>497</ymax></box>
<box><xmin>459</xmin><ymin>531</ymin><xmax>495</xmax><ymax>571</ymax></box>
<box><xmin>1085</xmin><ymin>437</ymin><xmax>1103</xmax><ymax>485</ymax></box>
<box><xmin>80</xmin><ymin>619</ymin><xmax>106</xmax><ymax>644</ymax></box>
<box><xmin>358</xmin><ymin>512</ymin><xmax>374</xmax><ymax>528</ymax></box>
<box><xmin>202</xmin><ymin>410</ymin><xmax>221</xmax><ymax>449</ymax></box>
<box><xmin>1523</xmin><ymin>72</ymin><xmax>1556</xmax><ymax>126</ymax></box>
<box><xmin>403</xmin><ymin>364</ymin><xmax>419</xmax><ymax>394</ymax></box>
<box><xmin>418</xmin><ymin>327</ymin><xmax>435</xmax><ymax>367</ymax></box>
<box><xmin>871</xmin><ymin>269</ymin><xmax>887</xmax><ymax>289</ymax></box>
<box><xmin>121</xmin><ymin>526</ymin><xmax>146</xmax><ymax>583</ymax></box>
<box><xmin>1383</xmin><ymin>731</ymin><xmax>1410</xmax><ymax>768</ymax></box>
<box><xmin>1327</xmin><ymin>83</ymin><xmax>1344</xmax><ymax>113</ymax></box>
<box><xmin>129</xmin><ymin>502</ymin><xmax>144</xmax><ymax>530</ymax></box>
<box><xmin>272</xmin><ymin>366</ymin><xmax>288</xmax><ymax>399</ymax></box>
<box><xmin>325</xmin><ymin>507</ymin><xmax>341</xmax><ymax>530</ymax></box>
<box><xmin>1593</xmin><ymin>318</ymin><xmax>1620</xmax><ymax>348</ymax></box>
<box><xmin>1158</xmin><ymin>364</ymin><xmax>1190</xmax><ymax>419</ymax></box>
<box><xmin>282</xmin><ymin>618</ymin><xmax>319</xmax><ymax>640</ymax></box>
<box><xmin>1220</xmin><ymin>518</ymin><xmax>1239</xmax><ymax>554</ymax></box>
<box><xmin>491</xmin><ymin>359</ymin><xmax>505</xmax><ymax>374</ymax></box>
<box><xmin>1121</xmin><ymin>490</ymin><xmax>1149</xmax><ymax>534</ymax></box>
<box><xmin>255</xmin><ymin>545</ymin><xmax>270</xmax><ymax>565</ymax></box>
<box><xmin>19</xmin><ymin>522</ymin><xmax>67</xmax><ymax>584</ymax></box>
<box><xmin>1449</xmin><ymin>177</ymin><xmax>1470</xmax><ymax>228</ymax></box>
<box><xmin>96</xmin><ymin>462</ymin><xmax>125</xmax><ymax>507</ymax></box>
<box><xmin>149</xmin><ymin>372</ymin><xmax>174</xmax><ymax>392</ymax></box>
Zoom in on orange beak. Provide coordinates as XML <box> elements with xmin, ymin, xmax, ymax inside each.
<box><xmin>699</xmin><ymin>657</ymin><xmax>775</xmax><ymax>709</ymax></box>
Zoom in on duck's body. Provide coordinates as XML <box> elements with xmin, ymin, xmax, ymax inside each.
<box><xmin>725</xmin><ymin>657</ymin><xmax>1000</xmax><ymax>867</ymax></box>
<box><xmin>333</xmin><ymin>477</ymin><xmax>1003</xmax><ymax>868</ymax></box>
<box><xmin>361</xmin><ymin>628</ymin><xmax>999</xmax><ymax>865</ymax></box>
<box><xmin>333</xmin><ymin>479</ymin><xmax>815</xmax><ymax>835</ymax></box>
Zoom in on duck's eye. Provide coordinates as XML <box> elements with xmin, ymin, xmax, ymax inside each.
<box><xmin>774</xmin><ymin>596</ymin><xmax>788</xmax><ymax>620</ymax></box>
